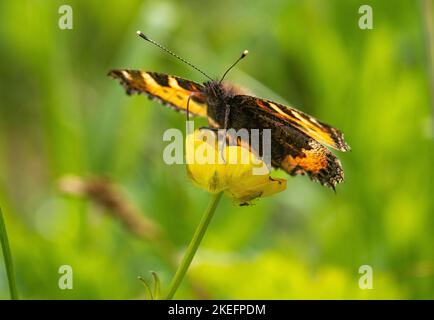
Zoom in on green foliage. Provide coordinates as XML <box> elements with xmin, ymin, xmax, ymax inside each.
<box><xmin>0</xmin><ymin>0</ymin><xmax>433</xmax><ymax>299</ymax></box>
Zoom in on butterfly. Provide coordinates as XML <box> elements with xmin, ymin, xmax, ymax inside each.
<box><xmin>108</xmin><ymin>31</ymin><xmax>350</xmax><ymax>189</ymax></box>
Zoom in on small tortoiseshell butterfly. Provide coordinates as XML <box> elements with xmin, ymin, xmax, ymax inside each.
<box><xmin>109</xmin><ymin>31</ymin><xmax>350</xmax><ymax>189</ymax></box>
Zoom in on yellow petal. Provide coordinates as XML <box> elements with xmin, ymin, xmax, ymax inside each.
<box><xmin>227</xmin><ymin>176</ymin><xmax>287</xmax><ymax>204</ymax></box>
<box><xmin>186</xmin><ymin>129</ymin><xmax>286</xmax><ymax>203</ymax></box>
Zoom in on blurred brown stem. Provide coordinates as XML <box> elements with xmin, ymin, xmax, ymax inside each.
<box><xmin>58</xmin><ymin>175</ymin><xmax>176</xmax><ymax>265</ymax></box>
<box><xmin>59</xmin><ymin>176</ymin><xmax>160</xmax><ymax>240</ymax></box>
<box><xmin>58</xmin><ymin>175</ymin><xmax>210</xmax><ymax>298</ymax></box>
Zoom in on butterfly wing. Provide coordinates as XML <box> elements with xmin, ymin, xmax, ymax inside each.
<box><xmin>229</xmin><ymin>95</ymin><xmax>346</xmax><ymax>188</ymax></box>
<box><xmin>108</xmin><ymin>70</ymin><xmax>208</xmax><ymax>117</ymax></box>
<box><xmin>275</xmin><ymin>135</ymin><xmax>344</xmax><ymax>189</ymax></box>
<box><xmin>233</xmin><ymin>95</ymin><xmax>350</xmax><ymax>152</ymax></box>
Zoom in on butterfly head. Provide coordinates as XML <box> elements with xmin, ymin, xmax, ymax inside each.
<box><xmin>203</xmin><ymin>80</ymin><xmax>226</xmax><ymax>104</ymax></box>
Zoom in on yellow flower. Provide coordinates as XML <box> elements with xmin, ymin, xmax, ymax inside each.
<box><xmin>186</xmin><ymin>129</ymin><xmax>286</xmax><ymax>204</ymax></box>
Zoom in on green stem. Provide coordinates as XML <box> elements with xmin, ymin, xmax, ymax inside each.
<box><xmin>165</xmin><ymin>192</ymin><xmax>223</xmax><ymax>300</ymax></box>
<box><xmin>0</xmin><ymin>206</ymin><xmax>18</xmax><ymax>300</ymax></box>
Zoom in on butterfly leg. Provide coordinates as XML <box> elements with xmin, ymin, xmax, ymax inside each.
<box><xmin>223</xmin><ymin>104</ymin><xmax>231</xmax><ymax>130</ymax></box>
<box><xmin>186</xmin><ymin>91</ymin><xmax>205</xmax><ymax>121</ymax></box>
<box><xmin>218</xmin><ymin>104</ymin><xmax>232</xmax><ymax>164</ymax></box>
<box><xmin>198</xmin><ymin>128</ymin><xmax>229</xmax><ymax>164</ymax></box>
<box><xmin>186</xmin><ymin>93</ymin><xmax>194</xmax><ymax>121</ymax></box>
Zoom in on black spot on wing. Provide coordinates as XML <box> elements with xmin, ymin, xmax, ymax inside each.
<box><xmin>147</xmin><ymin>72</ymin><xmax>169</xmax><ymax>87</ymax></box>
<box><xmin>177</xmin><ymin>78</ymin><xmax>200</xmax><ymax>91</ymax></box>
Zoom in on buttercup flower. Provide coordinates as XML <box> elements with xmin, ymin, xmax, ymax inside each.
<box><xmin>185</xmin><ymin>129</ymin><xmax>286</xmax><ymax>204</ymax></box>
<box><xmin>164</xmin><ymin>128</ymin><xmax>288</xmax><ymax>300</ymax></box>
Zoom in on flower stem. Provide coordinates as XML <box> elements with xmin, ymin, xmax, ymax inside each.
<box><xmin>0</xmin><ymin>206</ymin><xmax>19</xmax><ymax>300</ymax></box>
<box><xmin>165</xmin><ymin>191</ymin><xmax>223</xmax><ymax>300</ymax></box>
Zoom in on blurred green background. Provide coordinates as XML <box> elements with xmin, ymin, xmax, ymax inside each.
<box><xmin>0</xmin><ymin>0</ymin><xmax>433</xmax><ymax>299</ymax></box>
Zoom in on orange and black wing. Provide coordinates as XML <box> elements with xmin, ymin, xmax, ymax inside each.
<box><xmin>277</xmin><ymin>137</ymin><xmax>344</xmax><ymax>189</ymax></box>
<box><xmin>235</xmin><ymin>95</ymin><xmax>350</xmax><ymax>152</ymax></box>
<box><xmin>108</xmin><ymin>70</ymin><xmax>208</xmax><ymax>117</ymax></box>
<box><xmin>229</xmin><ymin>95</ymin><xmax>347</xmax><ymax>188</ymax></box>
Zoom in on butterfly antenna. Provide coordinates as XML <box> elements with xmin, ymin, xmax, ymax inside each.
<box><xmin>219</xmin><ymin>50</ymin><xmax>249</xmax><ymax>83</ymax></box>
<box><xmin>137</xmin><ymin>31</ymin><xmax>213</xmax><ymax>81</ymax></box>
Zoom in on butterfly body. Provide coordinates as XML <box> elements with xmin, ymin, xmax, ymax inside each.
<box><xmin>108</xmin><ymin>69</ymin><xmax>349</xmax><ymax>189</ymax></box>
<box><xmin>202</xmin><ymin>80</ymin><xmax>232</xmax><ymax>128</ymax></box>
